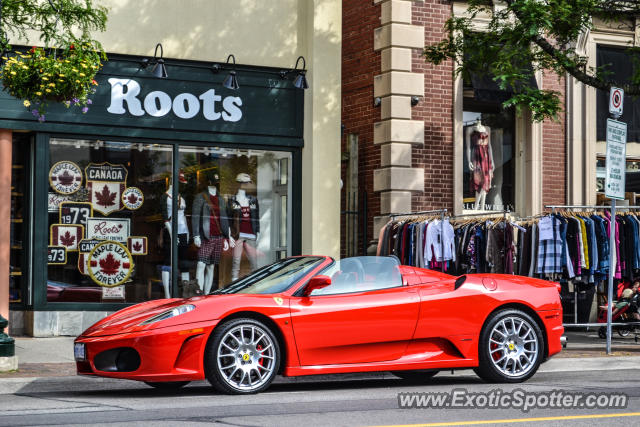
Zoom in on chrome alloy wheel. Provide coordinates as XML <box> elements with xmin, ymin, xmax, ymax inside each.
<box><xmin>488</xmin><ymin>316</ymin><xmax>539</xmax><ymax>377</ymax></box>
<box><xmin>216</xmin><ymin>324</ymin><xmax>276</xmax><ymax>392</ymax></box>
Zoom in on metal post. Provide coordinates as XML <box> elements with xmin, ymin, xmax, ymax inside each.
<box><xmin>607</xmin><ymin>199</ymin><xmax>616</xmax><ymax>355</ymax></box>
<box><xmin>440</xmin><ymin>210</ymin><xmax>445</xmax><ymax>273</ymax></box>
<box><xmin>362</xmin><ymin>191</ymin><xmax>367</xmax><ymax>256</ymax></box>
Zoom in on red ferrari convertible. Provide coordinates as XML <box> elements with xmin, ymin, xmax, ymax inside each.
<box><xmin>74</xmin><ymin>256</ymin><xmax>564</xmax><ymax>394</ymax></box>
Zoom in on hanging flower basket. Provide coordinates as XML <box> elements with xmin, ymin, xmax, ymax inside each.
<box><xmin>0</xmin><ymin>45</ymin><xmax>103</xmax><ymax>122</ymax></box>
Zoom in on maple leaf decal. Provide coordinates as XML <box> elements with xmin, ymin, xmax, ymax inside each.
<box><xmin>132</xmin><ymin>241</ymin><xmax>143</xmax><ymax>252</ymax></box>
<box><xmin>127</xmin><ymin>193</ymin><xmax>139</xmax><ymax>205</ymax></box>
<box><xmin>58</xmin><ymin>170</ymin><xmax>74</xmax><ymax>186</ymax></box>
<box><xmin>95</xmin><ymin>185</ymin><xmax>116</xmax><ymax>208</ymax></box>
<box><xmin>60</xmin><ymin>230</ymin><xmax>76</xmax><ymax>247</ymax></box>
<box><xmin>99</xmin><ymin>253</ymin><xmax>121</xmax><ymax>275</ymax></box>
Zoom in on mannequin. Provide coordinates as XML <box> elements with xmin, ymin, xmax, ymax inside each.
<box><xmin>466</xmin><ymin>118</ymin><xmax>494</xmax><ymax>210</ymax></box>
<box><xmin>160</xmin><ymin>171</ymin><xmax>190</xmax><ymax>299</ymax></box>
<box><xmin>228</xmin><ymin>173</ymin><xmax>260</xmax><ymax>281</ymax></box>
<box><xmin>192</xmin><ymin>172</ymin><xmax>234</xmax><ymax>294</ymax></box>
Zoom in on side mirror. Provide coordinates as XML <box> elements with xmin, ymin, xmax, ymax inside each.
<box><xmin>303</xmin><ymin>275</ymin><xmax>332</xmax><ymax>297</ymax></box>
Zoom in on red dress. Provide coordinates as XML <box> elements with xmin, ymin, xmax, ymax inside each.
<box><xmin>470</xmin><ymin>131</ymin><xmax>492</xmax><ymax>193</ymax></box>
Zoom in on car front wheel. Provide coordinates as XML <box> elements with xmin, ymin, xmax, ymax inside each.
<box><xmin>205</xmin><ymin>318</ymin><xmax>280</xmax><ymax>394</ymax></box>
<box><xmin>475</xmin><ymin>309</ymin><xmax>543</xmax><ymax>383</ymax></box>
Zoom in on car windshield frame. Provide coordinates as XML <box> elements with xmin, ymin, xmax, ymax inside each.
<box><xmin>209</xmin><ymin>256</ymin><xmax>325</xmax><ymax>295</ymax></box>
<box><xmin>306</xmin><ymin>256</ymin><xmax>404</xmax><ymax>296</ymax></box>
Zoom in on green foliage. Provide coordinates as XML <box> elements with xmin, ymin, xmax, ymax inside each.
<box><xmin>1</xmin><ymin>45</ymin><xmax>101</xmax><ymax>120</ymax></box>
<box><xmin>424</xmin><ymin>0</ymin><xmax>640</xmax><ymax>121</ymax></box>
<box><xmin>0</xmin><ymin>0</ymin><xmax>107</xmax><ymax>120</ymax></box>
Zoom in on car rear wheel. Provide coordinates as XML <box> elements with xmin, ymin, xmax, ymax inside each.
<box><xmin>205</xmin><ymin>318</ymin><xmax>280</xmax><ymax>394</ymax></box>
<box><xmin>392</xmin><ymin>370</ymin><xmax>439</xmax><ymax>382</ymax></box>
<box><xmin>475</xmin><ymin>309</ymin><xmax>543</xmax><ymax>383</ymax></box>
<box><xmin>144</xmin><ymin>381</ymin><xmax>190</xmax><ymax>389</ymax></box>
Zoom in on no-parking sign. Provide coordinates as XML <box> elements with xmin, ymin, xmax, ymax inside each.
<box><xmin>609</xmin><ymin>87</ymin><xmax>624</xmax><ymax>116</ymax></box>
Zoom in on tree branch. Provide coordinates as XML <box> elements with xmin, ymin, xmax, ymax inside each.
<box><xmin>504</xmin><ymin>0</ymin><xmax>640</xmax><ymax>95</ymax></box>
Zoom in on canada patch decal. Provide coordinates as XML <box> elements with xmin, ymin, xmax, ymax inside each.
<box><xmin>122</xmin><ymin>187</ymin><xmax>144</xmax><ymax>210</ymax></box>
<box><xmin>49</xmin><ymin>161</ymin><xmax>83</xmax><ymax>195</ymax></box>
<box><xmin>86</xmin><ymin>163</ymin><xmax>128</xmax><ymax>216</ymax></box>
<box><xmin>88</xmin><ymin>241</ymin><xmax>134</xmax><ymax>287</ymax></box>
<box><xmin>50</xmin><ymin>224</ymin><xmax>84</xmax><ymax>252</ymax></box>
<box><xmin>127</xmin><ymin>236</ymin><xmax>148</xmax><ymax>255</ymax></box>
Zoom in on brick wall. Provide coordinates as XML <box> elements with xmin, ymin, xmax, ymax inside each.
<box><xmin>542</xmin><ymin>72</ymin><xmax>566</xmax><ymax>207</ymax></box>
<box><xmin>411</xmin><ymin>1</ymin><xmax>454</xmax><ymax>212</ymax></box>
<box><xmin>341</xmin><ymin>1</ymin><xmax>381</xmax><ymax>254</ymax></box>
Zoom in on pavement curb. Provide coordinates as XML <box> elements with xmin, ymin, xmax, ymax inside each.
<box><xmin>1</xmin><ymin>355</ymin><xmax>639</xmax><ymax>395</ymax></box>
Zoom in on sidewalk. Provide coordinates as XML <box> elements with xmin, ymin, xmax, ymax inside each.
<box><xmin>1</xmin><ymin>330</ymin><xmax>639</xmax><ymax>386</ymax></box>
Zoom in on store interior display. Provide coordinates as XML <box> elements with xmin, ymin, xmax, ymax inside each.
<box><xmin>228</xmin><ymin>172</ymin><xmax>260</xmax><ymax>281</ymax></box>
<box><xmin>161</xmin><ymin>171</ymin><xmax>190</xmax><ymax>299</ymax></box>
<box><xmin>43</xmin><ymin>138</ymin><xmax>292</xmax><ymax>304</ymax></box>
<box><xmin>463</xmin><ymin>107</ymin><xmax>514</xmax><ymax>212</ymax></box>
<box><xmin>466</xmin><ymin>119</ymin><xmax>494</xmax><ymax>210</ymax></box>
<box><xmin>192</xmin><ymin>169</ymin><xmax>232</xmax><ymax>294</ymax></box>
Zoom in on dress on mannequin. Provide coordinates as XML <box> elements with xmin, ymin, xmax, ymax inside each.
<box><xmin>228</xmin><ymin>173</ymin><xmax>260</xmax><ymax>281</ymax></box>
<box><xmin>466</xmin><ymin>119</ymin><xmax>494</xmax><ymax>210</ymax></box>
<box><xmin>192</xmin><ymin>182</ymin><xmax>234</xmax><ymax>294</ymax></box>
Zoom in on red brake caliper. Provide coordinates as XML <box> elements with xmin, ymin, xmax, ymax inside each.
<box><xmin>256</xmin><ymin>344</ymin><xmax>264</xmax><ymax>366</ymax></box>
<box><xmin>490</xmin><ymin>342</ymin><xmax>501</xmax><ymax>361</ymax></box>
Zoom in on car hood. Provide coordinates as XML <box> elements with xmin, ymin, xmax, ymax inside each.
<box><xmin>79</xmin><ymin>293</ymin><xmax>288</xmax><ymax>337</ymax></box>
<box><xmin>80</xmin><ymin>298</ymin><xmax>192</xmax><ymax>337</ymax></box>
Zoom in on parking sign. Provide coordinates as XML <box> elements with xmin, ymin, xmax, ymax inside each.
<box><xmin>609</xmin><ymin>87</ymin><xmax>624</xmax><ymax>116</ymax></box>
<box><xmin>605</xmin><ymin>119</ymin><xmax>627</xmax><ymax>199</ymax></box>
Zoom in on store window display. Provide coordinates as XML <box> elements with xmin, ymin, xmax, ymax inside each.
<box><xmin>179</xmin><ymin>146</ymin><xmax>292</xmax><ymax>291</ymax></box>
<box><xmin>192</xmin><ymin>170</ymin><xmax>233</xmax><ymax>294</ymax></box>
<box><xmin>462</xmin><ymin>110</ymin><xmax>515</xmax><ymax>211</ymax></box>
<box><xmin>466</xmin><ymin>119</ymin><xmax>495</xmax><ymax>210</ymax></box>
<box><xmin>45</xmin><ymin>139</ymin><xmax>293</xmax><ymax>304</ymax></box>
<box><xmin>228</xmin><ymin>173</ymin><xmax>260</xmax><ymax>281</ymax></box>
<box><xmin>160</xmin><ymin>171</ymin><xmax>190</xmax><ymax>298</ymax></box>
<box><xmin>47</xmin><ymin>139</ymin><xmax>173</xmax><ymax>303</ymax></box>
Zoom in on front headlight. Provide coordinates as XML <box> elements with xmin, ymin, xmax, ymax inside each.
<box><xmin>139</xmin><ymin>304</ymin><xmax>195</xmax><ymax>325</ymax></box>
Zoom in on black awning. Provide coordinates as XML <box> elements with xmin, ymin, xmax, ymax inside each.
<box><xmin>467</xmin><ymin>65</ymin><xmax>539</xmax><ymax>103</ymax></box>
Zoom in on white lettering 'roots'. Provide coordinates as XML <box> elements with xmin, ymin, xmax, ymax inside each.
<box><xmin>107</xmin><ymin>78</ymin><xmax>243</xmax><ymax>122</ymax></box>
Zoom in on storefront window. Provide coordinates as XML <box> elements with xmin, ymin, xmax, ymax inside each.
<box><xmin>178</xmin><ymin>146</ymin><xmax>292</xmax><ymax>293</ymax></box>
<box><xmin>45</xmin><ymin>138</ymin><xmax>293</xmax><ymax>304</ymax></box>
<box><xmin>596</xmin><ymin>156</ymin><xmax>640</xmax><ymax>202</ymax></box>
<box><xmin>10</xmin><ymin>133</ymin><xmax>31</xmax><ymax>304</ymax></box>
<box><xmin>47</xmin><ymin>138</ymin><xmax>173</xmax><ymax>303</ymax></box>
<box><xmin>596</xmin><ymin>45</ymin><xmax>640</xmax><ymax>199</ymax></box>
<box><xmin>462</xmin><ymin>109</ymin><xmax>515</xmax><ymax>211</ymax></box>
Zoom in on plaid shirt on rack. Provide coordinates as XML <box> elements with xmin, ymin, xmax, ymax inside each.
<box><xmin>536</xmin><ymin>216</ymin><xmax>564</xmax><ymax>274</ymax></box>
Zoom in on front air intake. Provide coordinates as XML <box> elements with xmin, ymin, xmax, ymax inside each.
<box><xmin>94</xmin><ymin>347</ymin><xmax>141</xmax><ymax>372</ymax></box>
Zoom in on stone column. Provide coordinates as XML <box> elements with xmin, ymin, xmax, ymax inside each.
<box><xmin>0</xmin><ymin>129</ymin><xmax>11</xmax><ymax>332</ymax></box>
<box><xmin>372</xmin><ymin>0</ymin><xmax>425</xmax><ymax>236</ymax></box>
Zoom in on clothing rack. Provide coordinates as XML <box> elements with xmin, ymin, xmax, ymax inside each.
<box><xmin>452</xmin><ymin>211</ymin><xmax>511</xmax><ymax>274</ymax></box>
<box><xmin>388</xmin><ymin>209</ymin><xmax>448</xmax><ymax>272</ymax></box>
<box><xmin>544</xmin><ymin>205</ymin><xmax>640</xmax><ymax>338</ymax></box>
<box><xmin>388</xmin><ymin>209</ymin><xmax>448</xmax><ymax>219</ymax></box>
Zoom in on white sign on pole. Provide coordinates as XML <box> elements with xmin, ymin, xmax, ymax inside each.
<box><xmin>609</xmin><ymin>87</ymin><xmax>624</xmax><ymax>116</ymax></box>
<box><xmin>605</xmin><ymin>118</ymin><xmax>627</xmax><ymax>199</ymax></box>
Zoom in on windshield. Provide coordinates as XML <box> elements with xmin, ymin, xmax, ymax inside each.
<box><xmin>310</xmin><ymin>256</ymin><xmax>403</xmax><ymax>296</ymax></box>
<box><xmin>210</xmin><ymin>256</ymin><xmax>324</xmax><ymax>295</ymax></box>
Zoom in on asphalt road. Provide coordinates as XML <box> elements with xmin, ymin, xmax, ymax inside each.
<box><xmin>1</xmin><ymin>369</ymin><xmax>640</xmax><ymax>427</ymax></box>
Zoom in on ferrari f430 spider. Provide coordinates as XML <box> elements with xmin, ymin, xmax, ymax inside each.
<box><xmin>74</xmin><ymin>256</ymin><xmax>564</xmax><ymax>394</ymax></box>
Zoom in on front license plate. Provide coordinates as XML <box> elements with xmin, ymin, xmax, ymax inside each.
<box><xmin>74</xmin><ymin>343</ymin><xmax>86</xmax><ymax>361</ymax></box>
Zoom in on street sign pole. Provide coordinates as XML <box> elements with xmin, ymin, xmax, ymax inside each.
<box><xmin>607</xmin><ymin>198</ymin><xmax>615</xmax><ymax>355</ymax></box>
<box><xmin>605</xmin><ymin>87</ymin><xmax>626</xmax><ymax>355</ymax></box>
